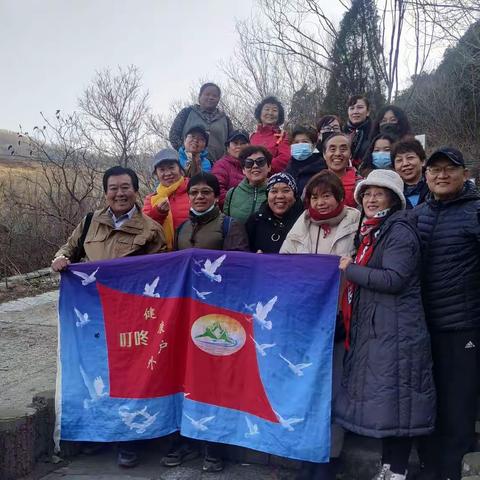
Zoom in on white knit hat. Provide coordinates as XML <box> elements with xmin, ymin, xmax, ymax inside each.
<box><xmin>354</xmin><ymin>169</ymin><xmax>406</xmax><ymax>210</ymax></box>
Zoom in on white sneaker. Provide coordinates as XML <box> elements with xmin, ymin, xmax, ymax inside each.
<box><xmin>372</xmin><ymin>464</ymin><xmax>407</xmax><ymax>480</ymax></box>
<box><xmin>387</xmin><ymin>473</ymin><xmax>406</xmax><ymax>480</ymax></box>
<box><xmin>372</xmin><ymin>464</ymin><xmax>391</xmax><ymax>480</ymax></box>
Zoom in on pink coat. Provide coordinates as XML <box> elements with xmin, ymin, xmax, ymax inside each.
<box><xmin>250</xmin><ymin>125</ymin><xmax>291</xmax><ymax>173</ymax></box>
<box><xmin>211</xmin><ymin>154</ymin><xmax>245</xmax><ymax>208</ymax></box>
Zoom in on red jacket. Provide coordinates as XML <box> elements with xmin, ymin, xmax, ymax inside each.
<box><xmin>142</xmin><ymin>178</ymin><xmax>190</xmax><ymax>230</ymax></box>
<box><xmin>211</xmin><ymin>154</ymin><xmax>245</xmax><ymax>208</ymax></box>
<box><xmin>341</xmin><ymin>167</ymin><xmax>362</xmax><ymax>208</ymax></box>
<box><xmin>250</xmin><ymin>125</ymin><xmax>291</xmax><ymax>173</ymax></box>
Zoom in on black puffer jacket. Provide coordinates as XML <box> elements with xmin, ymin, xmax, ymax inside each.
<box><xmin>334</xmin><ymin>211</ymin><xmax>436</xmax><ymax>437</ymax></box>
<box><xmin>285</xmin><ymin>153</ymin><xmax>327</xmax><ymax>196</ymax></box>
<box><xmin>414</xmin><ymin>182</ymin><xmax>480</xmax><ymax>331</ymax></box>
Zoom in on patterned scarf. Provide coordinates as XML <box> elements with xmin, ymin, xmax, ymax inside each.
<box><xmin>341</xmin><ymin>209</ymin><xmax>389</xmax><ymax>348</ymax></box>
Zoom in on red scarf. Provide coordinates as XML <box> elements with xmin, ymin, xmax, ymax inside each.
<box><xmin>341</xmin><ymin>215</ymin><xmax>383</xmax><ymax>349</ymax></box>
<box><xmin>307</xmin><ymin>201</ymin><xmax>345</xmax><ymax>238</ymax></box>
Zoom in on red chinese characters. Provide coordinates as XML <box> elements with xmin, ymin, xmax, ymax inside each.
<box><xmin>98</xmin><ymin>283</ymin><xmax>278</xmax><ymax>423</ymax></box>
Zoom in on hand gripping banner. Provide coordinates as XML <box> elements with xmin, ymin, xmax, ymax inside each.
<box><xmin>55</xmin><ymin>249</ymin><xmax>340</xmax><ymax>462</ymax></box>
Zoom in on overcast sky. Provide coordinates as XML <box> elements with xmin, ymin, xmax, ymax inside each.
<box><xmin>0</xmin><ymin>0</ymin><xmax>255</xmax><ymax>132</ymax></box>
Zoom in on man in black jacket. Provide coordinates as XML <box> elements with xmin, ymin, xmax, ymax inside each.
<box><xmin>414</xmin><ymin>147</ymin><xmax>480</xmax><ymax>480</ymax></box>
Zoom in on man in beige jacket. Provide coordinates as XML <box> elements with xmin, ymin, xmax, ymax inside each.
<box><xmin>51</xmin><ymin>166</ymin><xmax>166</xmax><ymax>468</ymax></box>
<box><xmin>51</xmin><ymin>165</ymin><xmax>166</xmax><ymax>271</ymax></box>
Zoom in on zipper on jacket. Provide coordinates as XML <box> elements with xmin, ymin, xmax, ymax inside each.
<box><xmin>251</xmin><ymin>187</ymin><xmax>258</xmax><ymax>216</ymax></box>
<box><xmin>315</xmin><ymin>225</ymin><xmax>321</xmax><ymax>254</ymax></box>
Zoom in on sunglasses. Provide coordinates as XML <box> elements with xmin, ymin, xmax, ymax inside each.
<box><xmin>243</xmin><ymin>157</ymin><xmax>268</xmax><ymax>169</ymax></box>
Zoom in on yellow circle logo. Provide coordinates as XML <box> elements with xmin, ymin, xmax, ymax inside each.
<box><xmin>191</xmin><ymin>314</ymin><xmax>246</xmax><ymax>356</ymax></box>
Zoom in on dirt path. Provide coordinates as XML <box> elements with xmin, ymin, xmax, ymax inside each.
<box><xmin>0</xmin><ymin>291</ymin><xmax>58</xmax><ymax>410</ymax></box>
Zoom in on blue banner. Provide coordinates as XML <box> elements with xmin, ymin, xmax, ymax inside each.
<box><xmin>55</xmin><ymin>249</ymin><xmax>340</xmax><ymax>462</ymax></box>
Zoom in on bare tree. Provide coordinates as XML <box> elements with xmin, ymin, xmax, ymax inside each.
<box><xmin>236</xmin><ymin>0</ymin><xmax>480</xmax><ymax>105</ymax></box>
<box><xmin>220</xmin><ymin>18</ymin><xmax>327</xmax><ymax>129</ymax></box>
<box><xmin>78</xmin><ymin>65</ymin><xmax>150</xmax><ymax>167</ymax></box>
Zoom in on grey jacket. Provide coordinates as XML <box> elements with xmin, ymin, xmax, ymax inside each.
<box><xmin>334</xmin><ymin>211</ymin><xmax>436</xmax><ymax>437</ymax></box>
<box><xmin>169</xmin><ymin>105</ymin><xmax>233</xmax><ymax>163</ymax></box>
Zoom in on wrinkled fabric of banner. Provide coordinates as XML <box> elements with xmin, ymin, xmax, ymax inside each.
<box><xmin>55</xmin><ymin>248</ymin><xmax>340</xmax><ymax>462</ymax></box>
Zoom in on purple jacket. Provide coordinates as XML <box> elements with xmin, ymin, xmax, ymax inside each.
<box><xmin>211</xmin><ymin>154</ymin><xmax>245</xmax><ymax>208</ymax></box>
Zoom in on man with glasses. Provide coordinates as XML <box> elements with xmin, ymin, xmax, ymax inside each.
<box><xmin>414</xmin><ymin>147</ymin><xmax>480</xmax><ymax>480</ymax></box>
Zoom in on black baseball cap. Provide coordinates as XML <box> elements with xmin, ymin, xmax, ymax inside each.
<box><xmin>225</xmin><ymin>130</ymin><xmax>250</xmax><ymax>146</ymax></box>
<box><xmin>184</xmin><ymin>125</ymin><xmax>209</xmax><ymax>145</ymax></box>
<box><xmin>426</xmin><ymin>147</ymin><xmax>465</xmax><ymax>167</ymax></box>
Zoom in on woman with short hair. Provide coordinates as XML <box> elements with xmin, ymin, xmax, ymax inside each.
<box><xmin>281</xmin><ymin>170</ymin><xmax>360</xmax><ymax>480</ymax></box>
<box><xmin>175</xmin><ymin>172</ymin><xmax>249</xmax><ymax>251</ymax></box>
<box><xmin>285</xmin><ymin>125</ymin><xmax>327</xmax><ymax>197</ymax></box>
<box><xmin>169</xmin><ymin>82</ymin><xmax>234</xmax><ymax>163</ymax></box>
<box><xmin>391</xmin><ymin>138</ymin><xmax>429</xmax><ymax>208</ymax></box>
<box><xmin>223</xmin><ymin>145</ymin><xmax>272</xmax><ymax>223</ymax></box>
<box><xmin>250</xmin><ymin>96</ymin><xmax>291</xmax><ymax>173</ymax></box>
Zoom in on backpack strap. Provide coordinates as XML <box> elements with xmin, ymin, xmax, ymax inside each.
<box><xmin>222</xmin><ymin>215</ymin><xmax>233</xmax><ymax>239</ymax></box>
<box><xmin>72</xmin><ymin>212</ymin><xmax>93</xmax><ymax>263</ymax></box>
<box><xmin>225</xmin><ymin>186</ymin><xmax>237</xmax><ymax>215</ymax></box>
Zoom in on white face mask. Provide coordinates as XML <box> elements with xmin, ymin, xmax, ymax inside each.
<box><xmin>190</xmin><ymin>204</ymin><xmax>216</xmax><ymax>216</ymax></box>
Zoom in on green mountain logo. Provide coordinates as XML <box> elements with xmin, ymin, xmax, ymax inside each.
<box><xmin>195</xmin><ymin>321</ymin><xmax>236</xmax><ymax>345</ymax></box>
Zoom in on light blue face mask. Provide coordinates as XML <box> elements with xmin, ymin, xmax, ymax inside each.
<box><xmin>291</xmin><ymin>142</ymin><xmax>313</xmax><ymax>161</ymax></box>
<box><xmin>372</xmin><ymin>151</ymin><xmax>392</xmax><ymax>169</ymax></box>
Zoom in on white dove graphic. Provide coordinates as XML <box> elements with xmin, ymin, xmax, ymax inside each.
<box><xmin>118</xmin><ymin>406</ymin><xmax>158</xmax><ymax>434</ymax></box>
<box><xmin>72</xmin><ymin>267</ymin><xmax>99</xmax><ymax>286</ymax></box>
<box><xmin>74</xmin><ymin>307</ymin><xmax>90</xmax><ymax>327</ymax></box>
<box><xmin>273</xmin><ymin>410</ymin><xmax>304</xmax><ymax>432</ymax></box>
<box><xmin>244</xmin><ymin>416</ymin><xmax>259</xmax><ymax>438</ymax></box>
<box><xmin>278</xmin><ymin>353</ymin><xmax>313</xmax><ymax>377</ymax></box>
<box><xmin>250</xmin><ymin>335</ymin><xmax>276</xmax><ymax>357</ymax></box>
<box><xmin>200</xmin><ymin>254</ymin><xmax>226</xmax><ymax>282</ymax></box>
<box><xmin>253</xmin><ymin>296</ymin><xmax>277</xmax><ymax>330</ymax></box>
<box><xmin>183</xmin><ymin>413</ymin><xmax>215</xmax><ymax>431</ymax></box>
<box><xmin>244</xmin><ymin>303</ymin><xmax>256</xmax><ymax>311</ymax></box>
<box><xmin>192</xmin><ymin>287</ymin><xmax>212</xmax><ymax>300</ymax></box>
<box><xmin>79</xmin><ymin>366</ymin><xmax>108</xmax><ymax>409</ymax></box>
<box><xmin>144</xmin><ymin>276</ymin><xmax>160</xmax><ymax>297</ymax></box>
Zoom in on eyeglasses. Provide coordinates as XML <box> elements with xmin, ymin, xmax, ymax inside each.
<box><xmin>361</xmin><ymin>191</ymin><xmax>387</xmax><ymax>200</ymax></box>
<box><xmin>186</xmin><ymin>134</ymin><xmax>206</xmax><ymax>143</ymax></box>
<box><xmin>243</xmin><ymin>157</ymin><xmax>268</xmax><ymax>169</ymax></box>
<box><xmin>321</xmin><ymin>126</ymin><xmax>341</xmax><ymax>133</ymax></box>
<box><xmin>426</xmin><ymin>165</ymin><xmax>462</xmax><ymax>176</ymax></box>
<box><xmin>188</xmin><ymin>188</ymin><xmax>215</xmax><ymax>197</ymax></box>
